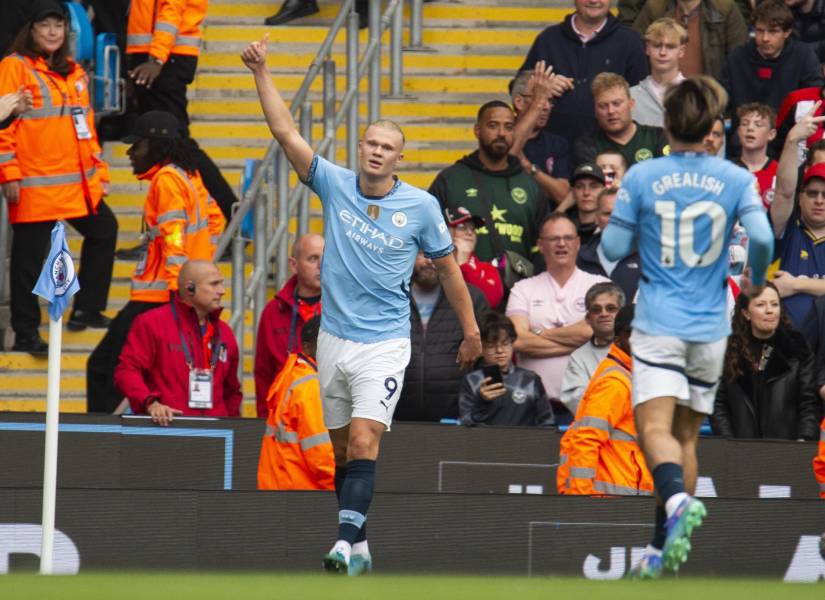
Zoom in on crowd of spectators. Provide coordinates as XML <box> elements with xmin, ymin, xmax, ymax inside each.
<box><xmin>0</xmin><ymin>0</ymin><xmax>824</xmax><ymax>494</ymax></box>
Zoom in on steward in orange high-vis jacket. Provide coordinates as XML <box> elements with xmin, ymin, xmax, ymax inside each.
<box><xmin>0</xmin><ymin>0</ymin><xmax>117</xmax><ymax>354</ymax></box>
<box><xmin>258</xmin><ymin>316</ymin><xmax>335</xmax><ymax>491</ymax></box>
<box><xmin>557</xmin><ymin>306</ymin><xmax>653</xmax><ymax>496</ymax></box>
<box><xmin>86</xmin><ymin>111</ymin><xmax>215</xmax><ymax>414</ymax></box>
<box><xmin>814</xmin><ymin>417</ymin><xmax>825</xmax><ymax>499</ymax></box>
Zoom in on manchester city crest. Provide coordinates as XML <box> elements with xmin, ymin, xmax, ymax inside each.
<box><xmin>51</xmin><ymin>250</ymin><xmax>76</xmax><ymax>297</ymax></box>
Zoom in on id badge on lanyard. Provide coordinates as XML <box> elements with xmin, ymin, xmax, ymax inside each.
<box><xmin>189</xmin><ymin>368</ymin><xmax>213</xmax><ymax>410</ymax></box>
<box><xmin>71</xmin><ymin>107</ymin><xmax>91</xmax><ymax>140</ymax></box>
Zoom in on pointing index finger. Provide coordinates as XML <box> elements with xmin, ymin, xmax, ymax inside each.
<box><xmin>807</xmin><ymin>100</ymin><xmax>822</xmax><ymax>117</ymax></box>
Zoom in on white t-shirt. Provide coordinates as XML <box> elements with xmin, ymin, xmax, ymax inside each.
<box><xmin>506</xmin><ymin>269</ymin><xmax>610</xmax><ymax>398</ymax></box>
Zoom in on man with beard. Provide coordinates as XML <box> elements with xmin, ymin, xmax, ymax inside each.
<box><xmin>573</xmin><ymin>73</ymin><xmax>669</xmax><ymax>169</ymax></box>
<box><xmin>510</xmin><ymin>62</ymin><xmax>571</xmax><ymax>207</ymax></box>
<box><xmin>394</xmin><ymin>252</ymin><xmax>489</xmax><ymax>422</ymax></box>
<box><xmin>86</xmin><ymin>111</ymin><xmax>214</xmax><ymax>413</ymax></box>
<box><xmin>429</xmin><ymin>101</ymin><xmax>545</xmax><ymax>266</ymax></box>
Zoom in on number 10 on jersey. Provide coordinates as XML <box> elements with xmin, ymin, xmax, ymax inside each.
<box><xmin>654</xmin><ymin>200</ymin><xmax>727</xmax><ymax>268</ymax></box>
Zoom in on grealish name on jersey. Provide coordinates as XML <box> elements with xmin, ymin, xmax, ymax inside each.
<box><xmin>340</xmin><ymin>209</ymin><xmax>404</xmax><ymax>253</ymax></box>
<box><xmin>651</xmin><ymin>172</ymin><xmax>726</xmax><ymax>196</ymax></box>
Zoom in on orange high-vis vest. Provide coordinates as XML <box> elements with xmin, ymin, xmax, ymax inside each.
<box><xmin>206</xmin><ymin>194</ymin><xmax>225</xmax><ymax>252</ymax></box>
<box><xmin>814</xmin><ymin>417</ymin><xmax>825</xmax><ymax>499</ymax></box>
<box><xmin>126</xmin><ymin>0</ymin><xmax>207</xmax><ymax>63</ymax></box>
<box><xmin>131</xmin><ymin>163</ymin><xmax>212</xmax><ymax>302</ymax></box>
<box><xmin>557</xmin><ymin>343</ymin><xmax>653</xmax><ymax>496</ymax></box>
<box><xmin>0</xmin><ymin>54</ymin><xmax>109</xmax><ymax>224</ymax></box>
<box><xmin>258</xmin><ymin>353</ymin><xmax>335</xmax><ymax>491</ymax></box>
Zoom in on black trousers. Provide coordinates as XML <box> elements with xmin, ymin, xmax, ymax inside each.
<box><xmin>86</xmin><ymin>300</ymin><xmax>164</xmax><ymax>413</ymax></box>
<box><xmin>10</xmin><ymin>201</ymin><xmax>118</xmax><ymax>336</ymax></box>
<box><xmin>127</xmin><ymin>53</ymin><xmax>238</xmax><ymax>220</ymax></box>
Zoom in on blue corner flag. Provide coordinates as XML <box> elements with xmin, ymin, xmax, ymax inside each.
<box><xmin>33</xmin><ymin>222</ymin><xmax>80</xmax><ymax>322</ymax></box>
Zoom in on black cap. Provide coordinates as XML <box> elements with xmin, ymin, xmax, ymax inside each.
<box><xmin>571</xmin><ymin>162</ymin><xmax>606</xmax><ymax>185</ymax></box>
<box><xmin>614</xmin><ymin>304</ymin><xmax>635</xmax><ymax>335</ymax></box>
<box><xmin>29</xmin><ymin>0</ymin><xmax>67</xmax><ymax>23</ymax></box>
<box><xmin>444</xmin><ymin>206</ymin><xmax>485</xmax><ymax>228</ymax></box>
<box><xmin>121</xmin><ymin>111</ymin><xmax>181</xmax><ymax>144</ymax></box>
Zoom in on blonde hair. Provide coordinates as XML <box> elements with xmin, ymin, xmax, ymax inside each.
<box><xmin>591</xmin><ymin>72</ymin><xmax>630</xmax><ymax>99</ymax></box>
<box><xmin>645</xmin><ymin>17</ymin><xmax>688</xmax><ymax>45</ymax></box>
<box><xmin>364</xmin><ymin>119</ymin><xmax>406</xmax><ymax>146</ymax></box>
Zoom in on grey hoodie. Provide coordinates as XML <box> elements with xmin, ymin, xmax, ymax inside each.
<box><xmin>630</xmin><ymin>76</ymin><xmax>665</xmax><ymax>128</ymax></box>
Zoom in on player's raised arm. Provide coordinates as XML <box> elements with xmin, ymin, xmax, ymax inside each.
<box><xmin>431</xmin><ymin>254</ymin><xmax>482</xmax><ymax>369</ymax></box>
<box><xmin>241</xmin><ymin>36</ymin><xmax>314</xmax><ymax>181</ymax></box>
<box><xmin>772</xmin><ymin>100</ymin><xmax>825</xmax><ymax>237</ymax></box>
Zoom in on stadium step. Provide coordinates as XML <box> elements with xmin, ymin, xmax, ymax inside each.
<box><xmin>0</xmin><ymin>0</ymin><xmax>568</xmax><ymax>414</ymax></box>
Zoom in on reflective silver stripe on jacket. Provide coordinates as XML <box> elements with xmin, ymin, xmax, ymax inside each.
<box><xmin>186</xmin><ymin>218</ymin><xmax>209</xmax><ymax>234</ymax></box>
<box><xmin>275</xmin><ymin>423</ymin><xmax>299</xmax><ymax>444</ymax></box>
<box><xmin>156</xmin><ymin>209</ymin><xmax>187</xmax><ymax>224</ymax></box>
<box><xmin>175</xmin><ymin>35</ymin><xmax>201</xmax><ymax>48</ymax></box>
<box><xmin>19</xmin><ymin>167</ymin><xmax>97</xmax><ymax>189</ymax></box>
<box><xmin>570</xmin><ymin>415</ymin><xmax>637</xmax><ymax>443</ymax></box>
<box><xmin>568</xmin><ymin>466</ymin><xmax>596</xmax><ymax>479</ymax></box>
<box><xmin>127</xmin><ymin>34</ymin><xmax>153</xmax><ymax>46</ymax></box>
<box><xmin>592</xmin><ymin>480</ymin><xmax>652</xmax><ymax>496</ymax></box>
<box><xmin>0</xmin><ymin>152</ymin><xmax>15</xmax><ymax>164</ymax></box>
<box><xmin>558</xmin><ymin>454</ymin><xmax>568</xmax><ymax>465</ymax></box>
<box><xmin>821</xmin><ymin>428</ymin><xmax>825</xmax><ymax>441</ymax></box>
<box><xmin>19</xmin><ymin>105</ymin><xmax>87</xmax><ymax>120</ymax></box>
<box><xmin>154</xmin><ymin>21</ymin><xmax>178</xmax><ymax>35</ymax></box>
<box><xmin>165</xmin><ymin>255</ymin><xmax>188</xmax><ymax>266</ymax></box>
<box><xmin>127</xmin><ymin>32</ymin><xmax>200</xmax><ymax>49</ymax></box>
<box><xmin>300</xmin><ymin>431</ymin><xmax>331</xmax><ymax>451</ymax></box>
<box><xmin>130</xmin><ymin>279</ymin><xmax>168</xmax><ymax>290</ymax></box>
<box><xmin>264</xmin><ymin>423</ymin><xmax>276</xmax><ymax>437</ymax></box>
<box><xmin>273</xmin><ymin>373</ymin><xmax>321</xmax><ymax>446</ymax></box>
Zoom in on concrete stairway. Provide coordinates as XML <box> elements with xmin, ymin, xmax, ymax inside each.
<box><xmin>0</xmin><ymin>0</ymin><xmax>569</xmax><ymax>416</ymax></box>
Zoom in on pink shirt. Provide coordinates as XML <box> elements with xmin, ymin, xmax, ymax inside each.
<box><xmin>506</xmin><ymin>269</ymin><xmax>610</xmax><ymax>399</ymax></box>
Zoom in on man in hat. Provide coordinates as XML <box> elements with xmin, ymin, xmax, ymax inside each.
<box><xmin>567</xmin><ymin>163</ymin><xmax>606</xmax><ymax>245</ymax></box>
<box><xmin>86</xmin><ymin>110</ymin><xmax>216</xmax><ymax>413</ymax></box>
<box><xmin>445</xmin><ymin>206</ymin><xmax>503</xmax><ymax>309</ymax></box>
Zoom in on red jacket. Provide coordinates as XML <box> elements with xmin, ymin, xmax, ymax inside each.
<box><xmin>115</xmin><ymin>294</ymin><xmax>242</xmax><ymax>417</ymax></box>
<box><xmin>254</xmin><ymin>276</ymin><xmax>321</xmax><ymax>417</ymax></box>
<box><xmin>460</xmin><ymin>254</ymin><xmax>504</xmax><ymax>309</ymax></box>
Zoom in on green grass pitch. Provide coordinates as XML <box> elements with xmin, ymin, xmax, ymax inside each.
<box><xmin>0</xmin><ymin>573</ymin><xmax>821</xmax><ymax>600</ymax></box>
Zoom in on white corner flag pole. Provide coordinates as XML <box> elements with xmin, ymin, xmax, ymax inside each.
<box><xmin>39</xmin><ymin>314</ymin><xmax>63</xmax><ymax>575</ymax></box>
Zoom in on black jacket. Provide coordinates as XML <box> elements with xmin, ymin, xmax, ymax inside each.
<box><xmin>711</xmin><ymin>327</ymin><xmax>820</xmax><ymax>440</ymax></box>
<box><xmin>518</xmin><ymin>13</ymin><xmax>647</xmax><ymax>150</ymax></box>
<box><xmin>459</xmin><ymin>365</ymin><xmax>554</xmax><ymax>427</ymax></box>
<box><xmin>576</xmin><ymin>232</ymin><xmax>641</xmax><ymax>301</ymax></box>
<box><xmin>395</xmin><ymin>284</ymin><xmax>489</xmax><ymax>422</ymax></box>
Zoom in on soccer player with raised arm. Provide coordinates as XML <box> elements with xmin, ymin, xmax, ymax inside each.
<box><xmin>241</xmin><ymin>37</ymin><xmax>482</xmax><ymax>575</ymax></box>
<box><xmin>601</xmin><ymin>76</ymin><xmax>774</xmax><ymax>577</ymax></box>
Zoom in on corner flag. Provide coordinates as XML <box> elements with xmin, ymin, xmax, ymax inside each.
<box><xmin>33</xmin><ymin>222</ymin><xmax>79</xmax><ymax>321</ymax></box>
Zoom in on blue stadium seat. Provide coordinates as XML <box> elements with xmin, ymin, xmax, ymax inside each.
<box><xmin>240</xmin><ymin>160</ymin><xmax>261</xmax><ymax>239</ymax></box>
<box><xmin>64</xmin><ymin>2</ymin><xmax>94</xmax><ymax>63</ymax></box>
<box><xmin>94</xmin><ymin>33</ymin><xmax>123</xmax><ymax>115</ymax></box>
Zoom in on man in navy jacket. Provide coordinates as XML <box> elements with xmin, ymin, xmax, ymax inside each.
<box><xmin>517</xmin><ymin>0</ymin><xmax>648</xmax><ymax>150</ymax></box>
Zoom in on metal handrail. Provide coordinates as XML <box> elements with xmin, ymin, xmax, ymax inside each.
<box><xmin>219</xmin><ymin>0</ymin><xmax>419</xmax><ymax>351</ymax></box>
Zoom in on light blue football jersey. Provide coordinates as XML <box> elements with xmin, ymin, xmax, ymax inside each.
<box><xmin>306</xmin><ymin>155</ymin><xmax>454</xmax><ymax>343</ymax></box>
<box><xmin>609</xmin><ymin>152</ymin><xmax>763</xmax><ymax>342</ymax></box>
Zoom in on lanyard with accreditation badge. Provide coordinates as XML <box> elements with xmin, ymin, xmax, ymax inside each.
<box><xmin>170</xmin><ymin>301</ymin><xmax>222</xmax><ymax>410</ymax></box>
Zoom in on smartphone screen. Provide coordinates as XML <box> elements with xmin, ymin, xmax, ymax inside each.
<box><xmin>482</xmin><ymin>364</ymin><xmax>503</xmax><ymax>384</ymax></box>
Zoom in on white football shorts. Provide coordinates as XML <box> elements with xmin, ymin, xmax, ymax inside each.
<box><xmin>630</xmin><ymin>330</ymin><xmax>727</xmax><ymax>416</ymax></box>
<box><xmin>316</xmin><ymin>330</ymin><xmax>411</xmax><ymax>430</ymax></box>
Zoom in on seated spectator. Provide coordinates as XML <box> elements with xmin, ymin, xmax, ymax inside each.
<box><xmin>721</xmin><ymin>0</ymin><xmax>823</xmax><ymax>150</ymax></box>
<box><xmin>566</xmin><ymin>163</ymin><xmax>606</xmax><ymax>245</ymax></box>
<box><xmin>257</xmin><ymin>315</ymin><xmax>335</xmax><ymax>490</ymax></box>
<box><xmin>254</xmin><ymin>233</ymin><xmax>324</xmax><ymax>417</ymax></box>
<box><xmin>630</xmin><ymin>18</ymin><xmax>687</xmax><ymax>128</ymax></box>
<box><xmin>429</xmin><ymin>101</ymin><xmax>544</xmax><ymax>265</ymax></box>
<box><xmin>815</xmin><ymin>416</ymin><xmax>825</xmax><ymax>498</ymax></box>
<box><xmin>557</xmin><ymin>304</ymin><xmax>653</xmax><ymax>496</ymax></box>
<box><xmin>703</xmin><ymin>114</ymin><xmax>726</xmax><ymax>157</ymax></box>
<box><xmin>595</xmin><ymin>150</ymin><xmax>628</xmax><ymax>186</ymax></box>
<box><xmin>510</xmin><ymin>62</ymin><xmax>571</xmax><ymax>206</ymax></box>
<box><xmin>114</xmin><ymin>260</ymin><xmax>242</xmax><ymax>425</ymax></box>
<box><xmin>632</xmin><ymin>0</ymin><xmax>748</xmax><ymax>80</ymax></box>
<box><xmin>518</xmin><ymin>0</ymin><xmax>648</xmax><ymax>150</ymax></box>
<box><xmin>734</xmin><ymin>103</ymin><xmax>777</xmax><ymax>210</ymax></box>
<box><xmin>458</xmin><ymin>312</ymin><xmax>554</xmax><ymax>427</ymax></box>
<box><xmin>560</xmin><ymin>282</ymin><xmax>626</xmax><ymax>414</ymax></box>
<box><xmin>445</xmin><ymin>206</ymin><xmax>504</xmax><ymax>309</ymax></box>
<box><xmin>711</xmin><ymin>283</ymin><xmax>820</xmax><ymax>440</ymax></box>
<box><xmin>577</xmin><ymin>188</ymin><xmax>642</xmax><ymax>300</ymax></box>
<box><xmin>506</xmin><ymin>213</ymin><xmax>610</xmax><ymax>423</ymax></box>
<box><xmin>770</xmin><ymin>109</ymin><xmax>825</xmax><ymax>326</ymax></box>
<box><xmin>573</xmin><ymin>73</ymin><xmax>669</xmax><ymax>169</ymax></box>
<box><xmin>395</xmin><ymin>252</ymin><xmax>489</xmax><ymax>422</ymax></box>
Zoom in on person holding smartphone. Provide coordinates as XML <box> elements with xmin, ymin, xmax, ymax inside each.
<box><xmin>459</xmin><ymin>312</ymin><xmax>554</xmax><ymax>427</ymax></box>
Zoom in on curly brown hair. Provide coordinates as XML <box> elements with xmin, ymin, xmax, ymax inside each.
<box><xmin>723</xmin><ymin>282</ymin><xmax>791</xmax><ymax>381</ymax></box>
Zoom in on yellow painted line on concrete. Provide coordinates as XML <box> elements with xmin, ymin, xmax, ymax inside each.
<box><xmin>194</xmin><ymin>73</ymin><xmax>509</xmax><ymax>94</ymax></box>
<box><xmin>209</xmin><ymin>3</ymin><xmax>570</xmax><ymax>22</ymax></box>
<box><xmin>188</xmin><ymin>99</ymin><xmax>480</xmax><ymax>119</ymax></box>
<box><xmin>204</xmin><ymin>26</ymin><xmax>538</xmax><ymax>46</ymax></box>
<box><xmin>189</xmin><ymin>121</ymin><xmax>474</xmax><ymax>142</ymax></box>
<box><xmin>200</xmin><ymin>51</ymin><xmax>521</xmax><ymax>71</ymax></box>
<box><xmin>0</xmin><ymin>399</ymin><xmax>88</xmax><ymax>413</ymax></box>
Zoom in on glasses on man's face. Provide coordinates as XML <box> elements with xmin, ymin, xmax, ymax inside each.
<box><xmin>454</xmin><ymin>222</ymin><xmax>476</xmax><ymax>232</ymax></box>
<box><xmin>483</xmin><ymin>340</ymin><xmax>513</xmax><ymax>352</ymax></box>
<box><xmin>804</xmin><ymin>188</ymin><xmax>825</xmax><ymax>200</ymax></box>
<box><xmin>540</xmin><ymin>235</ymin><xmax>578</xmax><ymax>244</ymax></box>
<box><xmin>588</xmin><ymin>304</ymin><xmax>620</xmax><ymax>315</ymax></box>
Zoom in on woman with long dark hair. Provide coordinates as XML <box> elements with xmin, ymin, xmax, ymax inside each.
<box><xmin>0</xmin><ymin>0</ymin><xmax>118</xmax><ymax>353</ymax></box>
<box><xmin>711</xmin><ymin>282</ymin><xmax>820</xmax><ymax>440</ymax></box>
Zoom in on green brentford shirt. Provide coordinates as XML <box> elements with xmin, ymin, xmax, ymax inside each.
<box><xmin>573</xmin><ymin>123</ymin><xmax>670</xmax><ymax>168</ymax></box>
